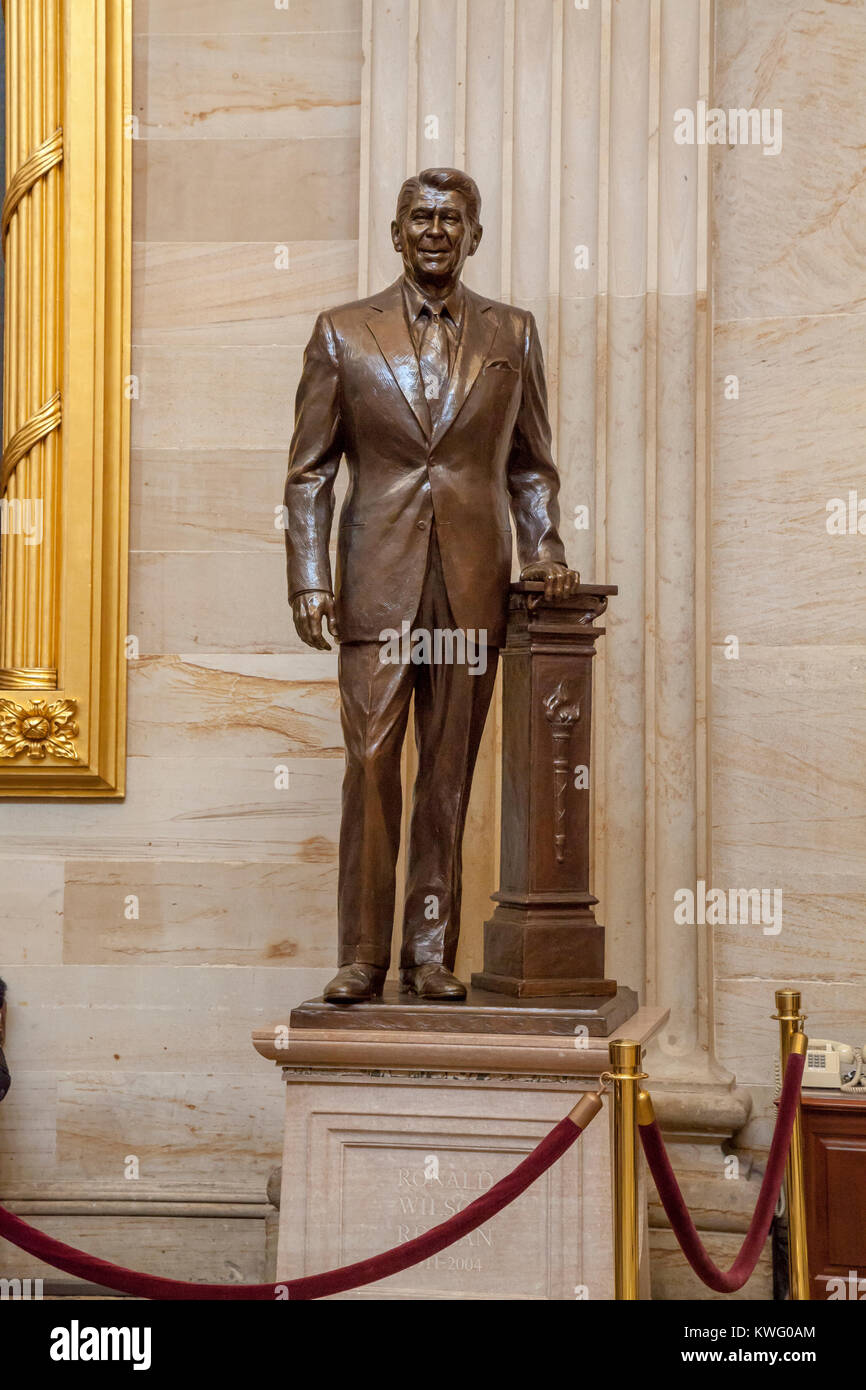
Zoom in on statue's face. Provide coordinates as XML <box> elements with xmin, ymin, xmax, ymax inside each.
<box><xmin>392</xmin><ymin>187</ymin><xmax>482</xmax><ymax>287</ymax></box>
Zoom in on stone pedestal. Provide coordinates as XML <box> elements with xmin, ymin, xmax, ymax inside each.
<box><xmin>253</xmin><ymin>1006</ymin><xmax>666</xmax><ymax>1300</ymax></box>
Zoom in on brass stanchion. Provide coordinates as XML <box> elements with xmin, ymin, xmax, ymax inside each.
<box><xmin>773</xmin><ymin>989</ymin><xmax>810</xmax><ymax>1301</ymax></box>
<box><xmin>608</xmin><ymin>1038</ymin><xmax>647</xmax><ymax>1300</ymax></box>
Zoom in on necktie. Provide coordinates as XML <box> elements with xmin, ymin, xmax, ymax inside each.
<box><xmin>418</xmin><ymin>304</ymin><xmax>450</xmax><ymax>417</ymax></box>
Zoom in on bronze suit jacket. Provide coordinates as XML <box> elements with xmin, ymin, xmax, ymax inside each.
<box><xmin>284</xmin><ymin>277</ymin><xmax>566</xmax><ymax>647</ymax></box>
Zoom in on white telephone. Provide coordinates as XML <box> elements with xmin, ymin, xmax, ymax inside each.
<box><xmin>802</xmin><ymin>1039</ymin><xmax>866</xmax><ymax>1092</ymax></box>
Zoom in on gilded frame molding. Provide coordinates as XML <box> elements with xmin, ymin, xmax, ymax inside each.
<box><xmin>0</xmin><ymin>0</ymin><xmax>131</xmax><ymax>796</ymax></box>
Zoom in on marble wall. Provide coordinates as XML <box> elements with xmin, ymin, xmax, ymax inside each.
<box><xmin>0</xmin><ymin>0</ymin><xmax>363</xmax><ymax>1285</ymax></box>
<box><xmin>711</xmin><ymin>0</ymin><xmax>866</xmax><ymax>1145</ymax></box>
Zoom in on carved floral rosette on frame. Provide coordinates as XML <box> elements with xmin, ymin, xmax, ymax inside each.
<box><xmin>0</xmin><ymin>0</ymin><xmax>131</xmax><ymax>796</ymax></box>
<box><xmin>472</xmin><ymin>580</ymin><xmax>618</xmax><ymax>999</ymax></box>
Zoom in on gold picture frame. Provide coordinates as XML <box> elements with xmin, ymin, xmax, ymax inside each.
<box><xmin>0</xmin><ymin>0</ymin><xmax>131</xmax><ymax>796</ymax></box>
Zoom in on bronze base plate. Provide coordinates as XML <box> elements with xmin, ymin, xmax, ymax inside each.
<box><xmin>290</xmin><ymin>982</ymin><xmax>639</xmax><ymax>1038</ymax></box>
<box><xmin>470</xmin><ymin>971</ymin><xmax>618</xmax><ymax>998</ymax></box>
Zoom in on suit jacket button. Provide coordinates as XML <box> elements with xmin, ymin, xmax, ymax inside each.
<box><xmin>416</xmin><ymin>520</ymin><xmax>427</xmax><ymax>529</ymax></box>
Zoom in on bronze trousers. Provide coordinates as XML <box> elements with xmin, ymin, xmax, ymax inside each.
<box><xmin>337</xmin><ymin>527</ymin><xmax>500</xmax><ymax>972</ymax></box>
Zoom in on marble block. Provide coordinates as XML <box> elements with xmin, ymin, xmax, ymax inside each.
<box><xmin>253</xmin><ymin>1007</ymin><xmax>667</xmax><ymax>1300</ymax></box>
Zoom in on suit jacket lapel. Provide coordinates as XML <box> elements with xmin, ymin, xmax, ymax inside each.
<box><xmin>365</xmin><ymin>281</ymin><xmax>431</xmax><ymax>438</ymax></box>
<box><xmin>431</xmin><ymin>290</ymin><xmax>499</xmax><ymax>450</ymax></box>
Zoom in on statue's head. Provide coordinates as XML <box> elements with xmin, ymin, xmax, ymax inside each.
<box><xmin>391</xmin><ymin>168</ymin><xmax>483</xmax><ymax>290</ymax></box>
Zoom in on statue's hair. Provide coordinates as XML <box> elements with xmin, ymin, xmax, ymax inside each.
<box><xmin>395</xmin><ymin>168</ymin><xmax>482</xmax><ymax>229</ymax></box>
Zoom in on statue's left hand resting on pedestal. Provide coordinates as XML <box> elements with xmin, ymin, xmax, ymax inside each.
<box><xmin>519</xmin><ymin>560</ymin><xmax>580</xmax><ymax>602</ymax></box>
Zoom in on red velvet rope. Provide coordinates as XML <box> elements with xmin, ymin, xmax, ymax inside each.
<box><xmin>638</xmin><ymin>1048</ymin><xmax>806</xmax><ymax>1293</ymax></box>
<box><xmin>0</xmin><ymin>1115</ymin><xmax>583</xmax><ymax>1300</ymax></box>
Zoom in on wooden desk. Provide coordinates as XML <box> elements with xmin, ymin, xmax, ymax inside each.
<box><xmin>801</xmin><ymin>1090</ymin><xmax>866</xmax><ymax>1300</ymax></box>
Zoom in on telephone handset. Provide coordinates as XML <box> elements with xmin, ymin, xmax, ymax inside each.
<box><xmin>803</xmin><ymin>1039</ymin><xmax>866</xmax><ymax>1092</ymax></box>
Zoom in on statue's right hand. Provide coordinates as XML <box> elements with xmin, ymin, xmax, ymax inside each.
<box><xmin>292</xmin><ymin>591</ymin><xmax>339</xmax><ymax>650</ymax></box>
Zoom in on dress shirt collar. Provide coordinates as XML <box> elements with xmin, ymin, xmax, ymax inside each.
<box><xmin>402</xmin><ymin>275</ymin><xmax>465</xmax><ymax>330</ymax></box>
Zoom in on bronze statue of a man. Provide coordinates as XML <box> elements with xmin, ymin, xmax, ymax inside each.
<box><xmin>284</xmin><ymin>168</ymin><xmax>578</xmax><ymax>1003</ymax></box>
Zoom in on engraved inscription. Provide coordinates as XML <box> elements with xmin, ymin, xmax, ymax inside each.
<box><xmin>339</xmin><ymin>1141</ymin><xmax>549</xmax><ymax>1296</ymax></box>
<box><xmin>396</xmin><ymin>1162</ymin><xmax>495</xmax><ymax>1269</ymax></box>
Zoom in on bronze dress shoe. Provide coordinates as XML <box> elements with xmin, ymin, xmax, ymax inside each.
<box><xmin>399</xmin><ymin>963</ymin><xmax>467</xmax><ymax>1000</ymax></box>
<box><xmin>323</xmin><ymin>963</ymin><xmax>386</xmax><ymax>1004</ymax></box>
